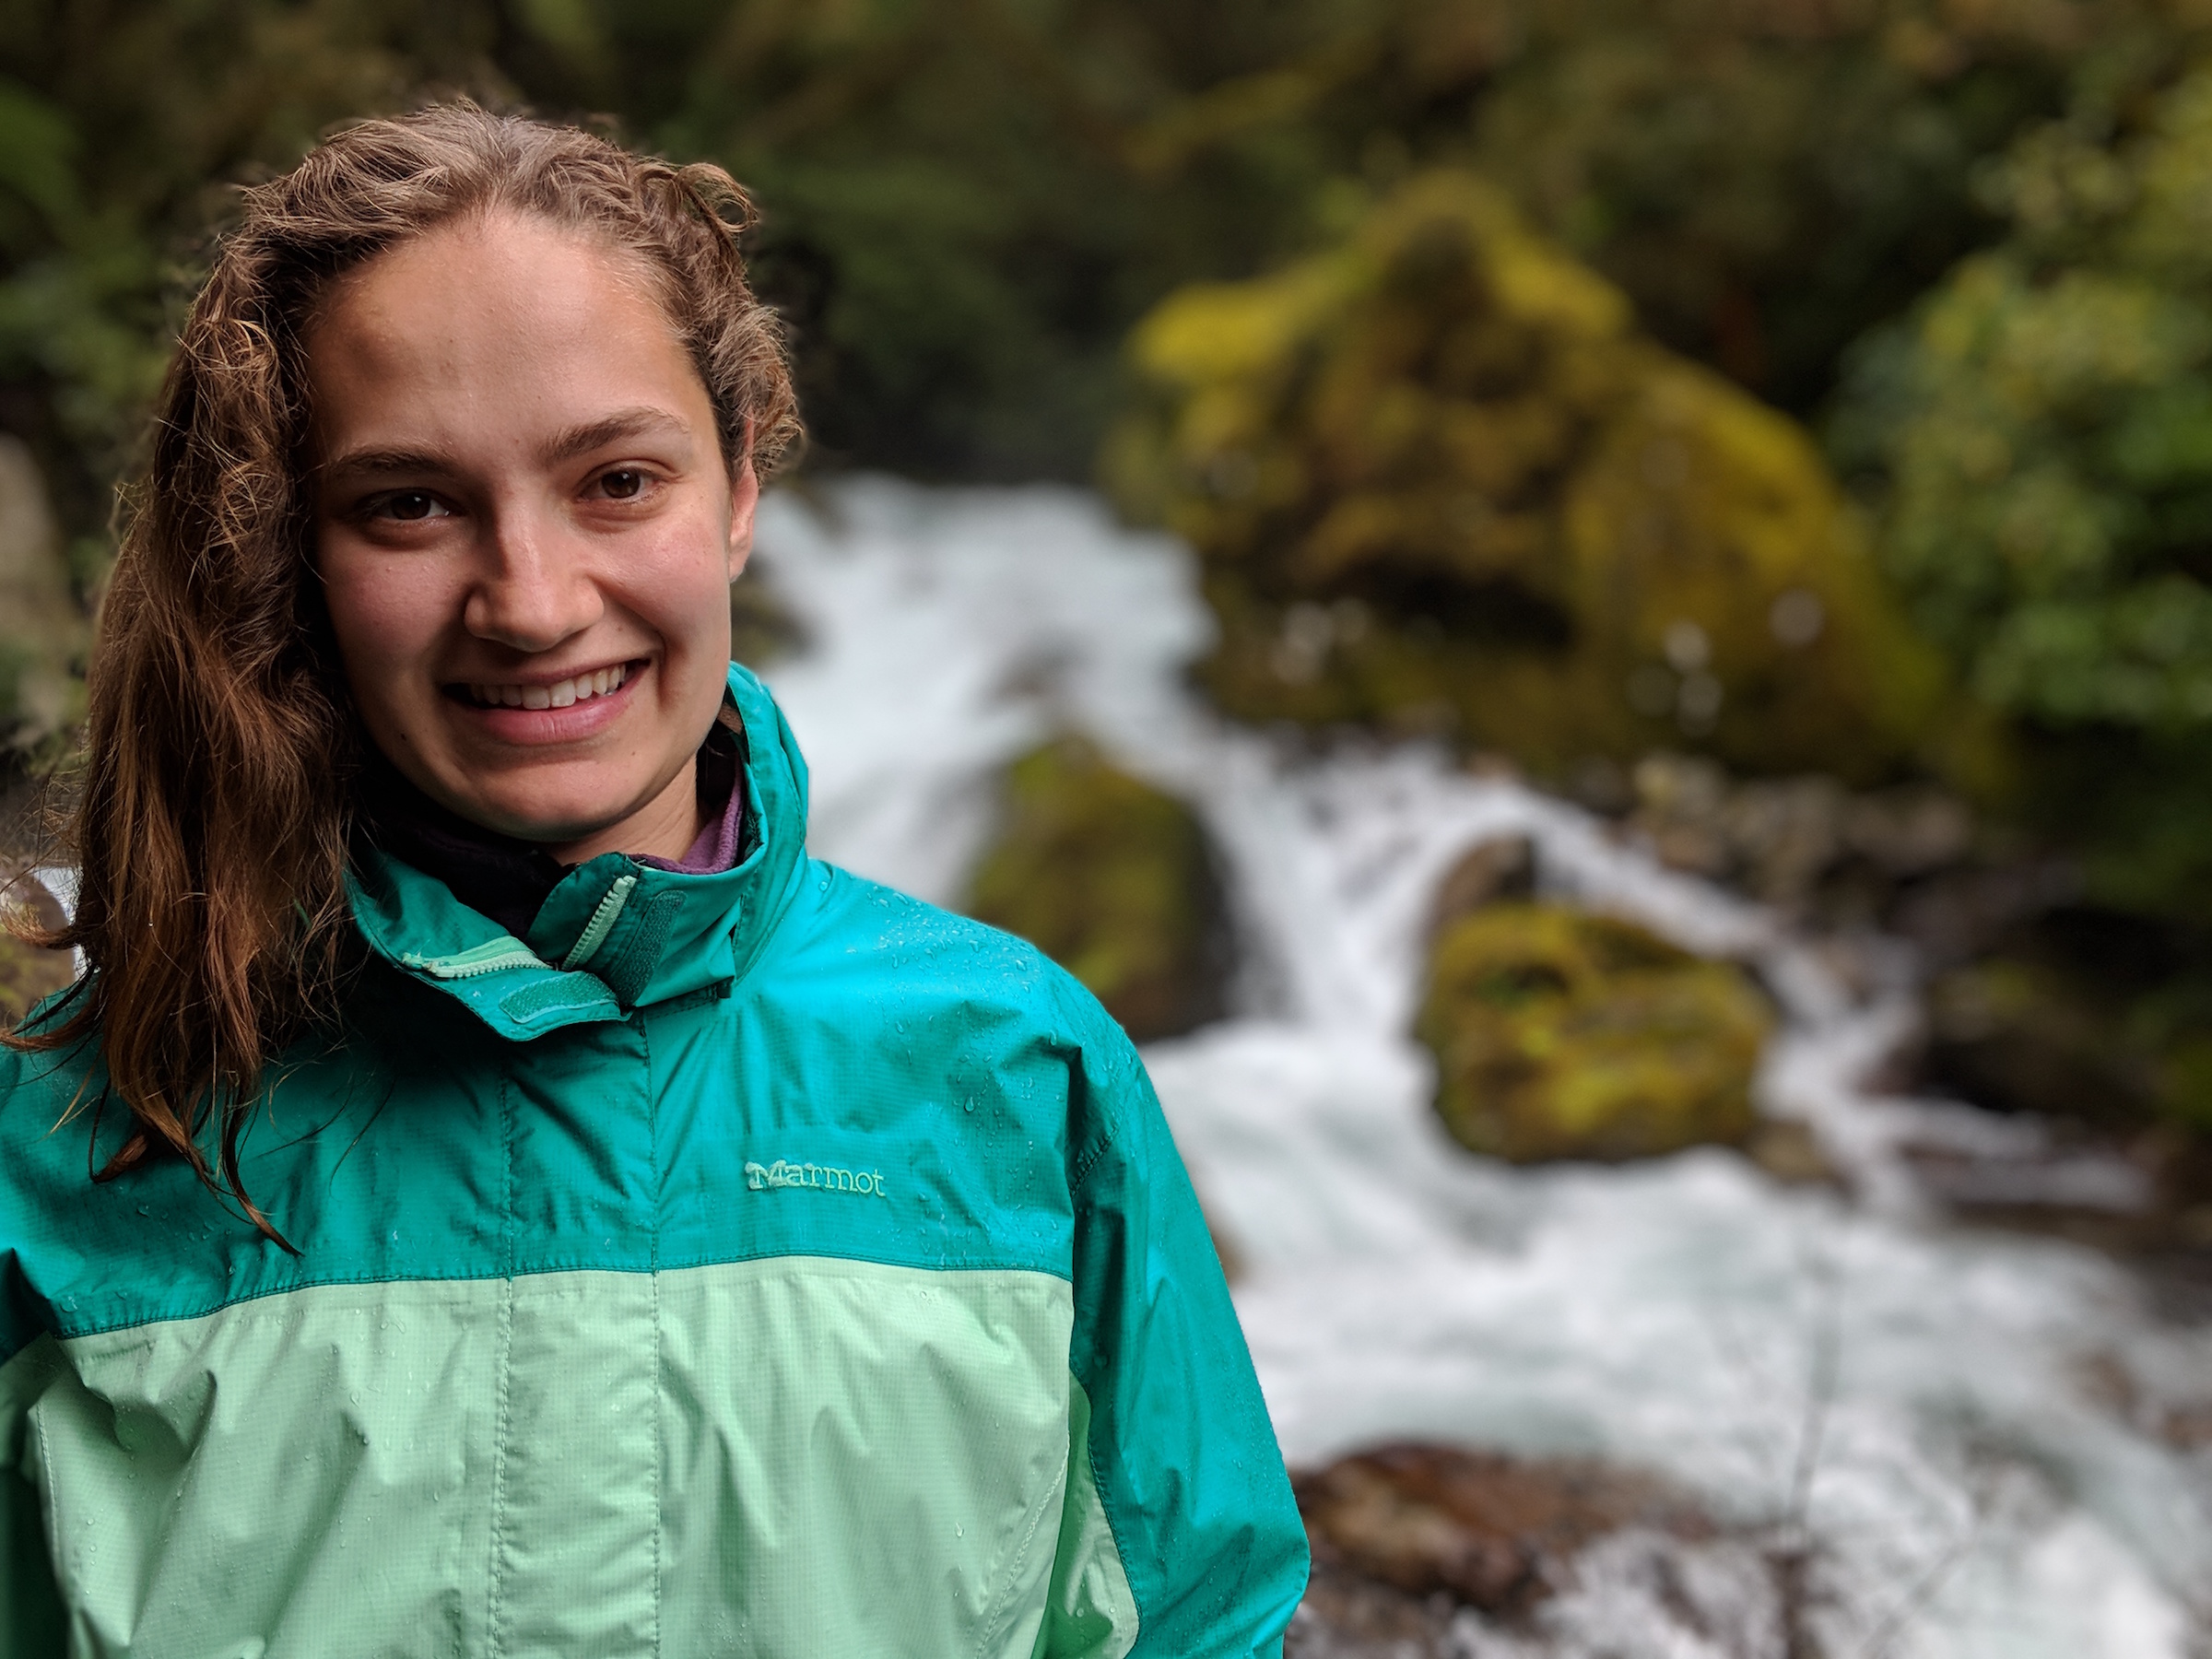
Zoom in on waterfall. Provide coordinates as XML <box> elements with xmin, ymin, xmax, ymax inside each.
<box><xmin>759</xmin><ymin>477</ymin><xmax>2212</xmax><ymax>1658</ymax></box>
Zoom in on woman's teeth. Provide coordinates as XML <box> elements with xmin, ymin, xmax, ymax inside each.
<box><xmin>470</xmin><ymin>664</ymin><xmax>629</xmax><ymax>710</ymax></box>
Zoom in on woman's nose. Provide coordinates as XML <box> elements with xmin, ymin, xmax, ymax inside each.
<box><xmin>462</xmin><ymin>509</ymin><xmax>604</xmax><ymax>651</ymax></box>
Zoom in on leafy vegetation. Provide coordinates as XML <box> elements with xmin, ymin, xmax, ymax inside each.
<box><xmin>1830</xmin><ymin>41</ymin><xmax>2212</xmax><ymax>1127</ymax></box>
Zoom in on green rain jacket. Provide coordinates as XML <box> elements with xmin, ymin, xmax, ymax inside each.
<box><xmin>0</xmin><ymin>664</ymin><xmax>1308</xmax><ymax>1658</ymax></box>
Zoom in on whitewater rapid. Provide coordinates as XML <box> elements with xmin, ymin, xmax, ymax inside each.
<box><xmin>756</xmin><ymin>478</ymin><xmax>2211</xmax><ymax>1659</ymax></box>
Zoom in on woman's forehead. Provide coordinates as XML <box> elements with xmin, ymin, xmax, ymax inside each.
<box><xmin>306</xmin><ymin>213</ymin><xmax>712</xmax><ymax>465</ymax></box>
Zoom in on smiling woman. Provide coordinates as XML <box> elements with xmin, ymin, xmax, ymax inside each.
<box><xmin>0</xmin><ymin>104</ymin><xmax>1304</xmax><ymax>1658</ymax></box>
<box><xmin>312</xmin><ymin>214</ymin><xmax>755</xmax><ymax>863</ymax></box>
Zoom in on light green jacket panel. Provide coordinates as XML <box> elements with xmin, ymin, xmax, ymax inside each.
<box><xmin>0</xmin><ymin>1259</ymin><xmax>1084</xmax><ymax>1659</ymax></box>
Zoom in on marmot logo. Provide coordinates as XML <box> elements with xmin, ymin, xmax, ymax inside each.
<box><xmin>744</xmin><ymin>1159</ymin><xmax>888</xmax><ymax>1196</ymax></box>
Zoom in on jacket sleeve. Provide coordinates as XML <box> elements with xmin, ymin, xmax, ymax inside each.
<box><xmin>1038</xmin><ymin>1007</ymin><xmax>1309</xmax><ymax>1659</ymax></box>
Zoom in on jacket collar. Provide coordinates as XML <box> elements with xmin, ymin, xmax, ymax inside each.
<box><xmin>346</xmin><ymin>663</ymin><xmax>811</xmax><ymax>1041</ymax></box>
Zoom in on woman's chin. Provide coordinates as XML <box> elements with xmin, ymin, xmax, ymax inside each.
<box><xmin>429</xmin><ymin>776</ymin><xmax>643</xmax><ymax>852</ymax></box>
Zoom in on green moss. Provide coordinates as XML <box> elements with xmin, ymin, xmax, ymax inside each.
<box><xmin>1417</xmin><ymin>902</ymin><xmax>1773</xmax><ymax>1163</ymax></box>
<box><xmin>965</xmin><ymin>738</ymin><xmax>1226</xmax><ymax>1042</ymax></box>
<box><xmin>1110</xmin><ymin>171</ymin><xmax>1949</xmax><ymax>784</ymax></box>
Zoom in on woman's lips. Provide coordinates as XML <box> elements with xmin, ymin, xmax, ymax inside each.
<box><xmin>445</xmin><ymin>658</ymin><xmax>645</xmax><ymax>742</ymax></box>
<box><xmin>464</xmin><ymin>660</ymin><xmax>629</xmax><ymax>710</ymax></box>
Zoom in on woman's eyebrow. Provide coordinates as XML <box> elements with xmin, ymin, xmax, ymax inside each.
<box><xmin>540</xmin><ymin>406</ymin><xmax>689</xmax><ymax>466</ymax></box>
<box><xmin>319</xmin><ymin>409</ymin><xmax>690</xmax><ymax>482</ymax></box>
<box><xmin>321</xmin><ymin>443</ymin><xmax>455</xmax><ymax>479</ymax></box>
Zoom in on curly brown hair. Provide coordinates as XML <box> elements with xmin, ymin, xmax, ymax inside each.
<box><xmin>6</xmin><ymin>102</ymin><xmax>800</xmax><ymax>1245</ymax></box>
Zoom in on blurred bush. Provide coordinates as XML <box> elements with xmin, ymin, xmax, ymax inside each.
<box><xmin>1835</xmin><ymin>53</ymin><xmax>2212</xmax><ymax>906</ymax></box>
<box><xmin>0</xmin><ymin>435</ymin><xmax>81</xmax><ymax>752</ymax></box>
<box><xmin>6</xmin><ymin>0</ymin><xmax>2175</xmax><ymax>541</ymax></box>
<box><xmin>1457</xmin><ymin>0</ymin><xmax>2183</xmax><ymax>415</ymax></box>
<box><xmin>1830</xmin><ymin>46</ymin><xmax>2212</xmax><ymax>1125</ymax></box>
<box><xmin>964</xmin><ymin>737</ymin><xmax>1229</xmax><ymax>1041</ymax></box>
<box><xmin>1110</xmin><ymin>171</ymin><xmax>1945</xmax><ymax>781</ymax></box>
<box><xmin>1418</xmin><ymin>901</ymin><xmax>1772</xmax><ymax>1162</ymax></box>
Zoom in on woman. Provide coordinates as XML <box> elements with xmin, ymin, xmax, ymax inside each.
<box><xmin>0</xmin><ymin>103</ymin><xmax>1305</xmax><ymax>1656</ymax></box>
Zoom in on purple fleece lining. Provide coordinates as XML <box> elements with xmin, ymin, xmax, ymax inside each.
<box><xmin>632</xmin><ymin>770</ymin><xmax>744</xmax><ymax>875</ymax></box>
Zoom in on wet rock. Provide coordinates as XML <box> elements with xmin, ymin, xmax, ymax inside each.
<box><xmin>1922</xmin><ymin>957</ymin><xmax>2159</xmax><ymax>1128</ymax></box>
<box><xmin>1885</xmin><ymin>859</ymin><xmax>2081</xmax><ymax>976</ymax></box>
<box><xmin>1112</xmin><ymin>170</ymin><xmax>1946</xmax><ymax>784</ymax></box>
<box><xmin>1624</xmin><ymin>750</ymin><xmax>1977</xmax><ymax>920</ymax></box>
<box><xmin>0</xmin><ymin>873</ymin><xmax>72</xmax><ymax>1030</ymax></box>
<box><xmin>965</xmin><ymin>737</ymin><xmax>1229</xmax><ymax>1042</ymax></box>
<box><xmin>1745</xmin><ymin>1120</ymin><xmax>1839</xmax><ymax>1188</ymax></box>
<box><xmin>1425</xmin><ymin>837</ymin><xmax>1535</xmax><ymax>943</ymax></box>
<box><xmin>1286</xmin><ymin>1445</ymin><xmax>1806</xmax><ymax>1659</ymax></box>
<box><xmin>2076</xmin><ymin>1351</ymin><xmax>2212</xmax><ymax>1453</ymax></box>
<box><xmin>1418</xmin><ymin>903</ymin><xmax>1772</xmax><ymax>1163</ymax></box>
<box><xmin>1296</xmin><ymin>1444</ymin><xmax>1700</xmax><ymax>1614</ymax></box>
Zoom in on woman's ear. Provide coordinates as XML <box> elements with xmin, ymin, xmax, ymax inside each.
<box><xmin>727</xmin><ymin>418</ymin><xmax>759</xmax><ymax>582</ymax></box>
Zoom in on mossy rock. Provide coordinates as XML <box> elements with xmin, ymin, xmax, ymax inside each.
<box><xmin>1417</xmin><ymin>902</ymin><xmax>1773</xmax><ymax>1163</ymax></box>
<box><xmin>966</xmin><ymin>738</ymin><xmax>1227</xmax><ymax>1042</ymax></box>
<box><xmin>1109</xmin><ymin>171</ymin><xmax>1946</xmax><ymax>783</ymax></box>
<box><xmin>1923</xmin><ymin>952</ymin><xmax>2212</xmax><ymax>1132</ymax></box>
<box><xmin>729</xmin><ymin>566</ymin><xmax>806</xmax><ymax>668</ymax></box>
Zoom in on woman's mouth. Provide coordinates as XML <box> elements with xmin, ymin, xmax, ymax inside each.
<box><xmin>461</xmin><ymin>661</ymin><xmax>632</xmax><ymax>710</ymax></box>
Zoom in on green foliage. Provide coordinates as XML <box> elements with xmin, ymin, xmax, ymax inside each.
<box><xmin>964</xmin><ymin>737</ymin><xmax>1226</xmax><ymax>1042</ymax></box>
<box><xmin>1417</xmin><ymin>901</ymin><xmax>1773</xmax><ymax>1163</ymax></box>
<box><xmin>1831</xmin><ymin>51</ymin><xmax>2212</xmax><ymax>924</ymax></box>
<box><xmin>0</xmin><ymin>0</ymin><xmax>502</xmax><ymax>532</ymax></box>
<box><xmin>1112</xmin><ymin>170</ymin><xmax>1947</xmax><ymax>781</ymax></box>
<box><xmin>5</xmin><ymin>0</ymin><xmax>2164</xmax><ymax>539</ymax></box>
<box><xmin>0</xmin><ymin>434</ymin><xmax>81</xmax><ymax>748</ymax></box>
<box><xmin>1459</xmin><ymin>0</ymin><xmax>2182</xmax><ymax>414</ymax></box>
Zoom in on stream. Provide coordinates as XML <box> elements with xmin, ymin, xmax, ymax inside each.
<box><xmin>757</xmin><ymin>477</ymin><xmax>2212</xmax><ymax>1659</ymax></box>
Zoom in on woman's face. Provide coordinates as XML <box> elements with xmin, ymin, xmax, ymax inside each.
<box><xmin>311</xmin><ymin>210</ymin><xmax>752</xmax><ymax>865</ymax></box>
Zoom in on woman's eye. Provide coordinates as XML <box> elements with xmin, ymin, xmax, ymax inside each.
<box><xmin>598</xmin><ymin>469</ymin><xmax>647</xmax><ymax>500</ymax></box>
<box><xmin>372</xmin><ymin>491</ymin><xmax>448</xmax><ymax>522</ymax></box>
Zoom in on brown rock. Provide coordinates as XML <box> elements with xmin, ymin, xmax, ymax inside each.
<box><xmin>1746</xmin><ymin>1120</ymin><xmax>1838</xmax><ymax>1187</ymax></box>
<box><xmin>0</xmin><ymin>872</ymin><xmax>73</xmax><ymax>1030</ymax></box>
<box><xmin>1295</xmin><ymin>1444</ymin><xmax>1707</xmax><ymax>1616</ymax></box>
<box><xmin>1426</xmin><ymin>837</ymin><xmax>1535</xmax><ymax>944</ymax></box>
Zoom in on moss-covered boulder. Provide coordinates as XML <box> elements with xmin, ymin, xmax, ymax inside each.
<box><xmin>1923</xmin><ymin>956</ymin><xmax>2162</xmax><ymax>1128</ymax></box>
<box><xmin>1417</xmin><ymin>902</ymin><xmax>1773</xmax><ymax>1162</ymax></box>
<box><xmin>1109</xmin><ymin>171</ymin><xmax>1944</xmax><ymax>782</ymax></box>
<box><xmin>965</xmin><ymin>738</ymin><xmax>1228</xmax><ymax>1042</ymax></box>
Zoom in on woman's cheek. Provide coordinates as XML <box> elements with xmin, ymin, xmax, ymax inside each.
<box><xmin>321</xmin><ymin>547</ymin><xmax>456</xmax><ymax>704</ymax></box>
